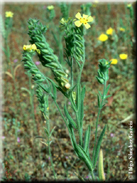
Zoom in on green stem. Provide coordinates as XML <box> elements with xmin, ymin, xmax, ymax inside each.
<box><xmin>90</xmin><ymin>170</ymin><xmax>95</xmax><ymax>180</ymax></box>
<box><xmin>92</xmin><ymin>80</ymin><xmax>107</xmax><ymax>161</ymax></box>
<box><xmin>71</xmin><ymin>57</ymin><xmax>73</xmax><ymax>87</ymax></box>
<box><xmin>28</xmin><ymin>74</ymin><xmax>35</xmax><ymax>123</ymax></box>
<box><xmin>54</xmin><ymin>100</ymin><xmax>68</xmax><ymax>128</ymax></box>
<box><xmin>46</xmin><ymin>113</ymin><xmax>57</xmax><ymax>180</ymax></box>
<box><xmin>77</xmin><ymin>33</ymin><xmax>85</xmax><ymax>146</ymax></box>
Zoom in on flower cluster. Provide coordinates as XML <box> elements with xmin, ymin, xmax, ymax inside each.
<box><xmin>110</xmin><ymin>53</ymin><xmax>128</xmax><ymax>65</ymax></box>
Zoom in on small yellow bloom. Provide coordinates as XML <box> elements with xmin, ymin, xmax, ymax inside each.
<box><xmin>5</xmin><ymin>11</ymin><xmax>14</xmax><ymax>18</ymax></box>
<box><xmin>106</xmin><ymin>27</ymin><xmax>113</xmax><ymax>35</ymax></box>
<box><xmin>60</xmin><ymin>18</ymin><xmax>68</xmax><ymax>25</ymax></box>
<box><xmin>119</xmin><ymin>54</ymin><xmax>128</xmax><ymax>60</ymax></box>
<box><xmin>23</xmin><ymin>45</ymin><xmax>32</xmax><ymax>51</ymax></box>
<box><xmin>74</xmin><ymin>12</ymin><xmax>94</xmax><ymax>29</ymax></box>
<box><xmin>47</xmin><ymin>5</ymin><xmax>54</xmax><ymax>10</ymax></box>
<box><xmin>110</xmin><ymin>59</ymin><xmax>118</xmax><ymax>64</ymax></box>
<box><xmin>98</xmin><ymin>33</ymin><xmax>108</xmax><ymax>42</ymax></box>
<box><xmin>119</xmin><ymin>27</ymin><xmax>125</xmax><ymax>32</ymax></box>
<box><xmin>127</xmin><ymin>4</ymin><xmax>132</xmax><ymax>8</ymax></box>
<box><xmin>23</xmin><ymin>44</ymin><xmax>38</xmax><ymax>52</ymax></box>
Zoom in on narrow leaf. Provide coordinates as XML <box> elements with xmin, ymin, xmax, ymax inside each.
<box><xmin>64</xmin><ymin>104</ymin><xmax>77</xmax><ymax>129</ymax></box>
<box><xmin>84</xmin><ymin>125</ymin><xmax>91</xmax><ymax>154</ymax></box>
<box><xmin>105</xmin><ymin>84</ymin><xmax>110</xmax><ymax>96</ymax></box>
<box><xmin>77</xmin><ymin>145</ymin><xmax>93</xmax><ymax>171</ymax></box>
<box><xmin>97</xmin><ymin>94</ymin><xmax>101</xmax><ymax>108</ymax></box>
<box><xmin>93</xmin><ymin>125</ymin><xmax>107</xmax><ymax>168</ymax></box>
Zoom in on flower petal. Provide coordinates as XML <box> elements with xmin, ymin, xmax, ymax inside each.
<box><xmin>84</xmin><ymin>23</ymin><xmax>91</xmax><ymax>29</ymax></box>
<box><xmin>75</xmin><ymin>12</ymin><xmax>81</xmax><ymax>19</ymax></box>
<box><xmin>87</xmin><ymin>16</ymin><xmax>94</xmax><ymax>22</ymax></box>
<box><xmin>83</xmin><ymin>14</ymin><xmax>88</xmax><ymax>19</ymax></box>
<box><xmin>74</xmin><ymin>20</ymin><xmax>82</xmax><ymax>27</ymax></box>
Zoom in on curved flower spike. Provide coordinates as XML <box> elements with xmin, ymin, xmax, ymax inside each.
<box><xmin>74</xmin><ymin>12</ymin><xmax>94</xmax><ymax>29</ymax></box>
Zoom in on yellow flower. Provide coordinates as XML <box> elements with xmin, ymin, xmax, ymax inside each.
<box><xmin>23</xmin><ymin>44</ymin><xmax>38</xmax><ymax>52</ymax></box>
<box><xmin>98</xmin><ymin>33</ymin><xmax>108</xmax><ymax>42</ymax></box>
<box><xmin>119</xmin><ymin>54</ymin><xmax>128</xmax><ymax>60</ymax></box>
<box><xmin>127</xmin><ymin>4</ymin><xmax>132</xmax><ymax>8</ymax></box>
<box><xmin>119</xmin><ymin>27</ymin><xmax>125</xmax><ymax>32</ymax></box>
<box><xmin>74</xmin><ymin>12</ymin><xmax>94</xmax><ymax>29</ymax></box>
<box><xmin>110</xmin><ymin>59</ymin><xmax>118</xmax><ymax>64</ymax></box>
<box><xmin>106</xmin><ymin>27</ymin><xmax>114</xmax><ymax>35</ymax></box>
<box><xmin>60</xmin><ymin>18</ymin><xmax>68</xmax><ymax>25</ymax></box>
<box><xmin>5</xmin><ymin>11</ymin><xmax>14</xmax><ymax>18</ymax></box>
<box><xmin>47</xmin><ymin>5</ymin><xmax>54</xmax><ymax>10</ymax></box>
<box><xmin>23</xmin><ymin>45</ymin><xmax>32</xmax><ymax>51</ymax></box>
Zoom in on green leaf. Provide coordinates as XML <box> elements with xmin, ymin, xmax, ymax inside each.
<box><xmin>79</xmin><ymin>86</ymin><xmax>85</xmax><ymax>127</ymax></box>
<box><xmin>105</xmin><ymin>94</ymin><xmax>112</xmax><ymax>99</ymax></box>
<box><xmin>93</xmin><ymin>125</ymin><xmax>107</xmax><ymax>168</ymax></box>
<box><xmin>35</xmin><ymin>135</ymin><xmax>45</xmax><ymax>139</ymax></box>
<box><xmin>44</xmin><ymin>128</ymin><xmax>50</xmax><ymax>136</ymax></box>
<box><xmin>97</xmin><ymin>94</ymin><xmax>101</xmax><ymax>108</ymax></box>
<box><xmin>49</xmin><ymin>79</ymin><xmax>57</xmax><ymax>100</ymax></box>
<box><xmin>49</xmin><ymin>126</ymin><xmax>56</xmax><ymax>137</ymax></box>
<box><xmin>84</xmin><ymin>125</ymin><xmax>91</xmax><ymax>155</ymax></box>
<box><xmin>70</xmin><ymin>95</ymin><xmax>77</xmax><ymax>112</ymax></box>
<box><xmin>64</xmin><ymin>104</ymin><xmax>77</xmax><ymax>129</ymax></box>
<box><xmin>81</xmin><ymin>86</ymin><xmax>86</xmax><ymax>100</ymax></box>
<box><xmin>67</xmin><ymin>124</ymin><xmax>79</xmax><ymax>156</ymax></box>
<box><xmin>77</xmin><ymin>144</ymin><xmax>93</xmax><ymax>171</ymax></box>
<box><xmin>104</xmin><ymin>84</ymin><xmax>110</xmax><ymax>96</ymax></box>
<box><xmin>76</xmin><ymin>83</ymin><xmax>80</xmax><ymax>110</ymax></box>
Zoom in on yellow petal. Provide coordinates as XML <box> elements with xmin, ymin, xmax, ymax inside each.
<box><xmin>75</xmin><ymin>12</ymin><xmax>81</xmax><ymax>19</ymax></box>
<box><xmin>87</xmin><ymin>16</ymin><xmax>94</xmax><ymax>22</ymax></box>
<box><xmin>31</xmin><ymin>44</ymin><xmax>37</xmax><ymax>50</ymax></box>
<box><xmin>83</xmin><ymin>14</ymin><xmax>88</xmax><ymax>19</ymax></box>
<box><xmin>74</xmin><ymin>20</ymin><xmax>82</xmax><ymax>27</ymax></box>
<box><xmin>110</xmin><ymin>59</ymin><xmax>118</xmax><ymax>64</ymax></box>
<box><xmin>84</xmin><ymin>23</ymin><xmax>91</xmax><ymax>29</ymax></box>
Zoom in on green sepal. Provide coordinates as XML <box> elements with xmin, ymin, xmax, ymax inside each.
<box><xmin>40</xmin><ymin>49</ymin><xmax>49</xmax><ymax>54</ymax></box>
